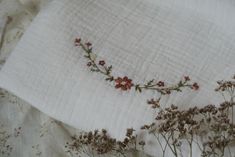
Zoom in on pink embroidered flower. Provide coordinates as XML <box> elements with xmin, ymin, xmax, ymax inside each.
<box><xmin>99</xmin><ymin>60</ymin><xmax>105</xmax><ymax>66</ymax></box>
<box><xmin>192</xmin><ymin>82</ymin><xmax>199</xmax><ymax>90</ymax></box>
<box><xmin>74</xmin><ymin>38</ymin><xmax>81</xmax><ymax>46</ymax></box>
<box><xmin>184</xmin><ymin>76</ymin><xmax>190</xmax><ymax>81</ymax></box>
<box><xmin>85</xmin><ymin>42</ymin><xmax>92</xmax><ymax>48</ymax></box>
<box><xmin>115</xmin><ymin>76</ymin><xmax>133</xmax><ymax>91</ymax></box>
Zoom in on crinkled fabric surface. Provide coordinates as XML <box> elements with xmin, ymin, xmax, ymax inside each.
<box><xmin>0</xmin><ymin>0</ymin><xmax>235</xmax><ymax>156</ymax></box>
<box><xmin>0</xmin><ymin>1</ymin><xmax>76</xmax><ymax>157</ymax></box>
<box><xmin>1</xmin><ymin>0</ymin><xmax>235</xmax><ymax>139</ymax></box>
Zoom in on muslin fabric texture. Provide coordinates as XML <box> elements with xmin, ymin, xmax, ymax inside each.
<box><xmin>0</xmin><ymin>1</ymin><xmax>235</xmax><ymax>156</ymax></box>
<box><xmin>0</xmin><ymin>1</ymin><xmax>73</xmax><ymax>157</ymax></box>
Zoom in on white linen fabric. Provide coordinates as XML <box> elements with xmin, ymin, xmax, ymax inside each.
<box><xmin>0</xmin><ymin>0</ymin><xmax>235</xmax><ymax>146</ymax></box>
<box><xmin>1</xmin><ymin>1</ymin><xmax>150</xmax><ymax>157</ymax></box>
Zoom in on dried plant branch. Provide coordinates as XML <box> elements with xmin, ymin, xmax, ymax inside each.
<box><xmin>141</xmin><ymin>75</ymin><xmax>235</xmax><ymax>157</ymax></box>
<box><xmin>65</xmin><ymin>128</ymin><xmax>145</xmax><ymax>157</ymax></box>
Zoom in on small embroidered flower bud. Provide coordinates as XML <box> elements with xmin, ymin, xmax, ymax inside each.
<box><xmin>157</xmin><ymin>81</ymin><xmax>165</xmax><ymax>87</ymax></box>
<box><xmin>184</xmin><ymin>76</ymin><xmax>190</xmax><ymax>81</ymax></box>
<box><xmin>192</xmin><ymin>82</ymin><xmax>199</xmax><ymax>90</ymax></box>
<box><xmin>74</xmin><ymin>38</ymin><xmax>81</xmax><ymax>46</ymax></box>
<box><xmin>99</xmin><ymin>60</ymin><xmax>105</xmax><ymax>66</ymax></box>
<box><xmin>85</xmin><ymin>42</ymin><xmax>92</xmax><ymax>48</ymax></box>
<box><xmin>87</xmin><ymin>62</ymin><xmax>92</xmax><ymax>67</ymax></box>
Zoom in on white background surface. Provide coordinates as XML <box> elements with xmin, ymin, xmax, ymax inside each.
<box><xmin>0</xmin><ymin>0</ymin><xmax>235</xmax><ymax>157</ymax></box>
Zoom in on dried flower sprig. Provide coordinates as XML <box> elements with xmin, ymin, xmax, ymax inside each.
<box><xmin>65</xmin><ymin>128</ymin><xmax>145</xmax><ymax>157</ymax></box>
<box><xmin>74</xmin><ymin>37</ymin><xmax>199</xmax><ymax>96</ymax></box>
<box><xmin>141</xmin><ymin>75</ymin><xmax>235</xmax><ymax>157</ymax></box>
<box><xmin>141</xmin><ymin>103</ymin><xmax>235</xmax><ymax>157</ymax></box>
<box><xmin>215</xmin><ymin>76</ymin><xmax>235</xmax><ymax>124</ymax></box>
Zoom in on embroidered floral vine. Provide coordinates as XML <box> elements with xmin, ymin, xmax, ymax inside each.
<box><xmin>74</xmin><ymin>37</ymin><xmax>199</xmax><ymax>98</ymax></box>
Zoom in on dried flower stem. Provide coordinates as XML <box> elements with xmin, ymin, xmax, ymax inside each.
<box><xmin>215</xmin><ymin>79</ymin><xmax>235</xmax><ymax>124</ymax></box>
<box><xmin>153</xmin><ymin>133</ymin><xmax>168</xmax><ymax>157</ymax></box>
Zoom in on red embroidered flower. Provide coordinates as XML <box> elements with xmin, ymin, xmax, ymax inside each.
<box><xmin>192</xmin><ymin>82</ymin><xmax>199</xmax><ymax>90</ymax></box>
<box><xmin>157</xmin><ymin>81</ymin><xmax>165</xmax><ymax>87</ymax></box>
<box><xmin>99</xmin><ymin>60</ymin><xmax>105</xmax><ymax>66</ymax></box>
<box><xmin>74</xmin><ymin>38</ymin><xmax>81</xmax><ymax>46</ymax></box>
<box><xmin>115</xmin><ymin>76</ymin><xmax>133</xmax><ymax>91</ymax></box>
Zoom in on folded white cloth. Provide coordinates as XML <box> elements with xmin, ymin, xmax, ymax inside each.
<box><xmin>0</xmin><ymin>0</ymin><xmax>234</xmax><ymax>149</ymax></box>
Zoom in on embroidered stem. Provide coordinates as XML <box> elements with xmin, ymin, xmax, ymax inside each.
<box><xmin>74</xmin><ymin>37</ymin><xmax>199</xmax><ymax>96</ymax></box>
